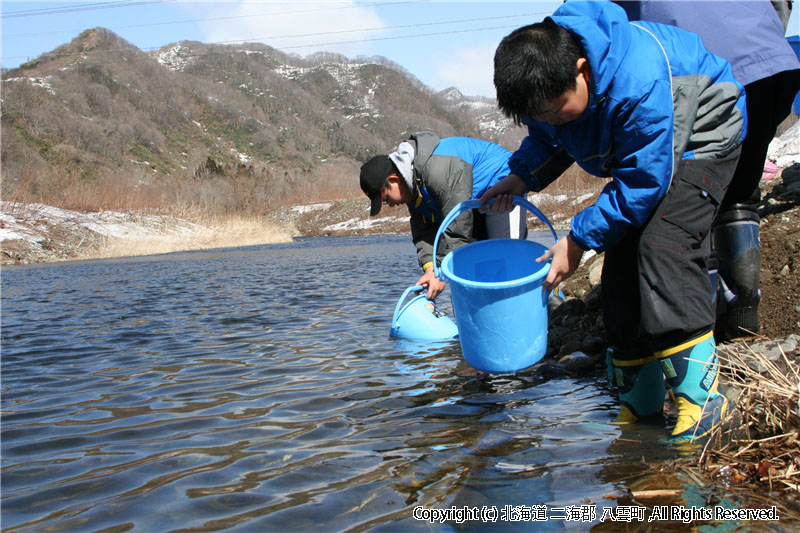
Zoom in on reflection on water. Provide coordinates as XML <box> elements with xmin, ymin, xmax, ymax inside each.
<box><xmin>1</xmin><ymin>236</ymin><xmax>794</xmax><ymax>531</ymax></box>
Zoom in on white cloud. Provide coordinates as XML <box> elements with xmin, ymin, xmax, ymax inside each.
<box><xmin>431</xmin><ymin>41</ymin><xmax>497</xmax><ymax>98</ymax></box>
<box><xmin>197</xmin><ymin>1</ymin><xmax>386</xmax><ymax>58</ymax></box>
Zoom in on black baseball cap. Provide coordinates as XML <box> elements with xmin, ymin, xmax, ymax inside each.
<box><xmin>359</xmin><ymin>155</ymin><xmax>396</xmax><ymax>216</ymax></box>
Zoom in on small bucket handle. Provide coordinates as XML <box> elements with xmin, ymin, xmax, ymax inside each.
<box><xmin>433</xmin><ymin>196</ymin><xmax>559</xmax><ymax>279</ymax></box>
<box><xmin>391</xmin><ymin>285</ymin><xmax>426</xmax><ymax>329</ymax></box>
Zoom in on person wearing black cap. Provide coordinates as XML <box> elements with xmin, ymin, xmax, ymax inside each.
<box><xmin>360</xmin><ymin>132</ymin><xmax>527</xmax><ymax>300</ymax></box>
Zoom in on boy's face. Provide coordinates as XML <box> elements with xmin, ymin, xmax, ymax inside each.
<box><xmin>382</xmin><ymin>175</ymin><xmax>412</xmax><ymax>207</ymax></box>
<box><xmin>533</xmin><ymin>58</ymin><xmax>590</xmax><ymax>126</ymax></box>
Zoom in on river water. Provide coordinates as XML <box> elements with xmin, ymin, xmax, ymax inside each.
<box><xmin>1</xmin><ymin>235</ymin><xmax>791</xmax><ymax>531</ymax></box>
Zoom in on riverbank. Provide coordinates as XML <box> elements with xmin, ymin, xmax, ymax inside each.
<box><xmin>0</xmin><ymin>202</ymin><xmax>294</xmax><ymax>264</ymax></box>
<box><xmin>2</xmin><ymin>168</ymin><xmax>798</xmax><ymax>337</ymax></box>
<box><xmin>547</xmin><ymin>167</ymin><xmax>800</xmax><ymax>499</ymax></box>
<box><xmin>2</xmin><ymin>168</ymin><xmax>798</xmax><ymax>339</ymax></box>
<box><xmin>0</xmin><ymin>192</ymin><xmax>576</xmax><ymax>266</ymax></box>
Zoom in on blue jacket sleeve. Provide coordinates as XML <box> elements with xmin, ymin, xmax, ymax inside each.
<box><xmin>508</xmin><ymin>125</ymin><xmax>563</xmax><ymax>192</ymax></box>
<box><xmin>570</xmin><ymin>77</ymin><xmax>674</xmax><ymax>252</ymax></box>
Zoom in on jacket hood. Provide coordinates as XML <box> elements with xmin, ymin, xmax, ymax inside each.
<box><xmin>388</xmin><ymin>141</ymin><xmax>415</xmax><ymax>192</ymax></box>
<box><xmin>550</xmin><ymin>1</ymin><xmax>632</xmax><ymax>112</ymax></box>
<box><xmin>408</xmin><ymin>132</ymin><xmax>441</xmax><ymax>183</ymax></box>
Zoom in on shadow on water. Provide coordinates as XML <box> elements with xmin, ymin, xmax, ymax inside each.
<box><xmin>2</xmin><ymin>235</ymin><xmax>797</xmax><ymax>531</ymax></box>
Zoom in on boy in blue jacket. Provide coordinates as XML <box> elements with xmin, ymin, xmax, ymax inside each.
<box><xmin>360</xmin><ymin>133</ymin><xmax>527</xmax><ymax>300</ymax></box>
<box><xmin>615</xmin><ymin>0</ymin><xmax>800</xmax><ymax>340</ymax></box>
<box><xmin>481</xmin><ymin>1</ymin><xmax>746</xmax><ymax>441</ymax></box>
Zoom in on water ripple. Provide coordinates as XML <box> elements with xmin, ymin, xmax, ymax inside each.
<box><xmin>1</xmin><ymin>235</ymin><xmax>751</xmax><ymax>531</ymax></box>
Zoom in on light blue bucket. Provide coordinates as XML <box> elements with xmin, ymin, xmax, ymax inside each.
<box><xmin>433</xmin><ymin>196</ymin><xmax>559</xmax><ymax>374</ymax></box>
<box><xmin>390</xmin><ymin>285</ymin><xmax>459</xmax><ymax>340</ymax></box>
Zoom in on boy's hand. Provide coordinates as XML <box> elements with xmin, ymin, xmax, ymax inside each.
<box><xmin>536</xmin><ymin>234</ymin><xmax>586</xmax><ymax>292</ymax></box>
<box><xmin>416</xmin><ymin>267</ymin><xmax>447</xmax><ymax>300</ymax></box>
<box><xmin>478</xmin><ymin>174</ymin><xmax>527</xmax><ymax>213</ymax></box>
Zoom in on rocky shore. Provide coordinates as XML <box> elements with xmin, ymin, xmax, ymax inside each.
<box><xmin>539</xmin><ymin>165</ymin><xmax>800</xmax><ymax>372</ymax></box>
<box><xmin>0</xmin><ymin>203</ymin><xmax>293</xmax><ymax>265</ymax></box>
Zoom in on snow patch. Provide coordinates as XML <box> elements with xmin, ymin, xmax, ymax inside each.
<box><xmin>530</xmin><ymin>193</ymin><xmax>569</xmax><ymax>205</ymax></box>
<box><xmin>292</xmin><ymin>203</ymin><xmax>333</xmax><ymax>214</ymax></box>
<box><xmin>1</xmin><ymin>202</ymin><xmax>205</xmax><ymax>244</ymax></box>
<box><xmin>572</xmin><ymin>192</ymin><xmax>595</xmax><ymax>205</ymax></box>
<box><xmin>5</xmin><ymin>76</ymin><xmax>56</xmax><ymax>95</ymax></box>
<box><xmin>157</xmin><ymin>45</ymin><xmax>193</xmax><ymax>72</ymax></box>
<box><xmin>273</xmin><ymin>61</ymin><xmax>377</xmax><ymax>116</ymax></box>
<box><xmin>230</xmin><ymin>149</ymin><xmax>252</xmax><ymax>164</ymax></box>
<box><xmin>768</xmin><ymin>120</ymin><xmax>800</xmax><ymax>168</ymax></box>
<box><xmin>322</xmin><ymin>216</ymin><xmax>408</xmax><ymax>232</ymax></box>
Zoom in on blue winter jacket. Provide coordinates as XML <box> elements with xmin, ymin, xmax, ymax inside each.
<box><xmin>407</xmin><ymin>133</ymin><xmax>511</xmax><ymax>271</ymax></box>
<box><xmin>434</xmin><ymin>137</ymin><xmax>512</xmax><ymax>198</ymax></box>
<box><xmin>510</xmin><ymin>1</ymin><xmax>746</xmax><ymax>252</ymax></box>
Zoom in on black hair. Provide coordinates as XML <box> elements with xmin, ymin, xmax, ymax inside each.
<box><xmin>494</xmin><ymin>18</ymin><xmax>586</xmax><ymax>125</ymax></box>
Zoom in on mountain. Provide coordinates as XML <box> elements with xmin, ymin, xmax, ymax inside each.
<box><xmin>1</xmin><ymin>28</ymin><xmax>525</xmax><ymax>214</ymax></box>
<box><xmin>437</xmin><ymin>86</ymin><xmax>525</xmax><ymax>148</ymax></box>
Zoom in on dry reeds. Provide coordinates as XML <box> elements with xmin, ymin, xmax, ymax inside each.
<box><xmin>79</xmin><ymin>212</ymin><xmax>293</xmax><ymax>260</ymax></box>
<box><xmin>2</xmin><ymin>142</ymin><xmax>363</xmax><ymax>219</ymax></box>
<box><xmin>691</xmin><ymin>341</ymin><xmax>800</xmax><ymax>493</ymax></box>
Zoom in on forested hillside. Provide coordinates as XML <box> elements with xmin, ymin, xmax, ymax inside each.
<box><xmin>1</xmin><ymin>28</ymin><xmax>528</xmax><ymax>216</ymax></box>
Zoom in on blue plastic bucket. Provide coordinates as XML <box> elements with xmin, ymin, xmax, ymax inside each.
<box><xmin>433</xmin><ymin>197</ymin><xmax>558</xmax><ymax>373</ymax></box>
<box><xmin>390</xmin><ymin>285</ymin><xmax>459</xmax><ymax>340</ymax></box>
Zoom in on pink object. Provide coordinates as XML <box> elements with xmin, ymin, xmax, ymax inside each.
<box><xmin>761</xmin><ymin>160</ymin><xmax>778</xmax><ymax>181</ymax></box>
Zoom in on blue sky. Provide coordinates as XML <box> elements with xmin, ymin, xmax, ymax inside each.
<box><xmin>2</xmin><ymin>1</ymin><xmax>799</xmax><ymax>98</ymax></box>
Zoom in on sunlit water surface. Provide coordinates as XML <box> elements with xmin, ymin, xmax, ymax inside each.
<box><xmin>2</xmin><ymin>235</ymin><xmax>791</xmax><ymax>531</ymax></box>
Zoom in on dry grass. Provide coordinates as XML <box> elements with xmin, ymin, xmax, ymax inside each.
<box><xmin>547</xmin><ymin>163</ymin><xmax>607</xmax><ymax>194</ymax></box>
<box><xmin>78</xmin><ymin>213</ymin><xmax>293</xmax><ymax>261</ymax></box>
<box><xmin>529</xmin><ymin>164</ymin><xmax>609</xmax><ymax>227</ymax></box>
<box><xmin>2</xmin><ymin>153</ymin><xmax>363</xmax><ymax>217</ymax></box>
<box><xmin>688</xmin><ymin>341</ymin><xmax>800</xmax><ymax>493</ymax></box>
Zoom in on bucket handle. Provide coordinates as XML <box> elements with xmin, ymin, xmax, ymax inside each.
<box><xmin>391</xmin><ymin>285</ymin><xmax>426</xmax><ymax>330</ymax></box>
<box><xmin>433</xmin><ymin>196</ymin><xmax>559</xmax><ymax>279</ymax></box>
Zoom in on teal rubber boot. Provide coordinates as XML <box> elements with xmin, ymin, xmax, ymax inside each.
<box><xmin>610</xmin><ymin>352</ymin><xmax>666</xmax><ymax>423</ymax></box>
<box><xmin>656</xmin><ymin>331</ymin><xmax>728</xmax><ymax>441</ymax></box>
<box><xmin>605</xmin><ymin>348</ymin><xmax>615</xmax><ymax>388</ymax></box>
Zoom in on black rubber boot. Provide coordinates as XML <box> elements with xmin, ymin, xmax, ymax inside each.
<box><xmin>713</xmin><ymin>204</ymin><xmax>760</xmax><ymax>339</ymax></box>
